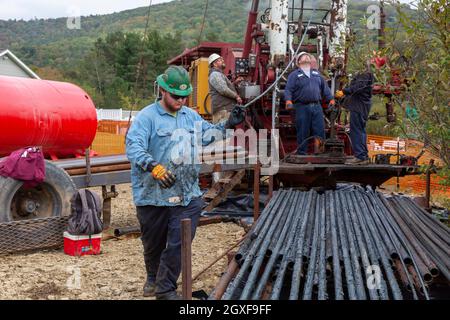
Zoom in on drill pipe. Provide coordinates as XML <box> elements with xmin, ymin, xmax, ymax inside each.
<box><xmin>288</xmin><ymin>191</ymin><xmax>318</xmax><ymax>300</ymax></box>
<box><xmin>339</xmin><ymin>192</ymin><xmax>367</xmax><ymax>300</ymax></box>
<box><xmin>349</xmin><ymin>192</ymin><xmax>389</xmax><ymax>300</ymax></box>
<box><xmin>302</xmin><ymin>193</ymin><xmax>323</xmax><ymax>300</ymax></box>
<box><xmin>328</xmin><ymin>191</ymin><xmax>344</xmax><ymax>300</ymax></box>
<box><xmin>394</xmin><ymin>200</ymin><xmax>443</xmax><ymax>275</ymax></box>
<box><xmin>386</xmin><ymin>200</ymin><xmax>435</xmax><ymax>283</ymax></box>
<box><xmin>394</xmin><ymin>205</ymin><xmax>450</xmax><ymax>280</ymax></box>
<box><xmin>234</xmin><ymin>191</ymin><xmax>295</xmax><ymax>300</ymax></box>
<box><xmin>325</xmin><ymin>196</ymin><xmax>333</xmax><ymax>263</ymax></box>
<box><xmin>234</xmin><ymin>190</ymin><xmax>285</xmax><ymax>265</ymax></box>
<box><xmin>371</xmin><ymin>191</ymin><xmax>424</xmax><ymax>300</ymax></box>
<box><xmin>267</xmin><ymin>198</ymin><xmax>292</xmax><ymax>257</ymax></box>
<box><xmin>270</xmin><ymin>191</ymin><xmax>312</xmax><ymax>300</ymax></box>
<box><xmin>402</xmin><ymin>197</ymin><xmax>450</xmax><ymax>238</ymax></box>
<box><xmin>371</xmin><ymin>192</ymin><xmax>421</xmax><ymax>299</ymax></box>
<box><xmin>317</xmin><ymin>194</ymin><xmax>328</xmax><ymax>300</ymax></box>
<box><xmin>302</xmin><ymin>203</ymin><xmax>315</xmax><ymax>262</ymax></box>
<box><xmin>223</xmin><ymin>191</ymin><xmax>290</xmax><ymax>299</ymax></box>
<box><xmin>239</xmin><ymin>190</ymin><xmax>296</xmax><ymax>299</ymax></box>
<box><xmin>364</xmin><ymin>193</ymin><xmax>412</xmax><ymax>270</ymax></box>
<box><xmin>335</xmin><ymin>191</ymin><xmax>357</xmax><ymax>300</ymax></box>
<box><xmin>346</xmin><ymin>192</ymin><xmax>379</xmax><ymax>300</ymax></box>
<box><xmin>355</xmin><ymin>191</ymin><xmax>403</xmax><ymax>300</ymax></box>
<box><xmin>394</xmin><ymin>259</ymin><xmax>412</xmax><ymax>292</ymax></box>
<box><xmin>251</xmin><ymin>192</ymin><xmax>304</xmax><ymax>299</ymax></box>
<box><xmin>366</xmin><ymin>192</ymin><xmax>409</xmax><ymax>261</ymax></box>
<box><xmin>279</xmin><ymin>191</ymin><xmax>310</xmax><ymax>260</ymax></box>
<box><xmin>359</xmin><ymin>192</ymin><xmax>398</xmax><ymax>261</ymax></box>
<box><xmin>222</xmin><ymin>188</ymin><xmax>449</xmax><ymax>300</ymax></box>
<box><xmin>399</xmin><ymin>199</ymin><xmax>450</xmax><ymax>256</ymax></box>
<box><xmin>397</xmin><ymin>198</ymin><xmax>450</xmax><ymax>253</ymax></box>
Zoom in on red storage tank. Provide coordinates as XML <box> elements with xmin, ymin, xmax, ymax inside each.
<box><xmin>0</xmin><ymin>75</ymin><xmax>97</xmax><ymax>159</ymax></box>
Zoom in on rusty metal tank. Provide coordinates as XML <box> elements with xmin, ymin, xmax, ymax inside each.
<box><xmin>0</xmin><ymin>75</ymin><xmax>97</xmax><ymax>159</ymax></box>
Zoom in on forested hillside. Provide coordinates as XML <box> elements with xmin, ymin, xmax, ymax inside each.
<box><xmin>0</xmin><ymin>0</ymin><xmax>414</xmax><ymax>109</ymax></box>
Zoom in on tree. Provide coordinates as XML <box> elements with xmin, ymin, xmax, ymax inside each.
<box><xmin>80</xmin><ymin>30</ymin><xmax>183</xmax><ymax>110</ymax></box>
<box><xmin>383</xmin><ymin>0</ymin><xmax>449</xmax><ymax>169</ymax></box>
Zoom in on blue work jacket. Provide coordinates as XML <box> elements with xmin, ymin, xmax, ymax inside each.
<box><xmin>126</xmin><ymin>102</ymin><xmax>227</xmax><ymax>207</ymax></box>
<box><xmin>342</xmin><ymin>72</ymin><xmax>374</xmax><ymax>121</ymax></box>
<box><xmin>284</xmin><ymin>69</ymin><xmax>333</xmax><ymax>104</ymax></box>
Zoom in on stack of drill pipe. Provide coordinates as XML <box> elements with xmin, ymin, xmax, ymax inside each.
<box><xmin>57</xmin><ymin>146</ymin><xmax>248</xmax><ymax>175</ymax></box>
<box><xmin>220</xmin><ymin>187</ymin><xmax>450</xmax><ymax>300</ymax></box>
<box><xmin>386</xmin><ymin>196</ymin><xmax>450</xmax><ymax>281</ymax></box>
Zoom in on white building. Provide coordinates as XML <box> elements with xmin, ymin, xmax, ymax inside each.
<box><xmin>0</xmin><ymin>49</ymin><xmax>40</xmax><ymax>79</ymax></box>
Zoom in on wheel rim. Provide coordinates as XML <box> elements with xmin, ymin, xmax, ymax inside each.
<box><xmin>9</xmin><ymin>183</ymin><xmax>62</xmax><ymax>220</ymax></box>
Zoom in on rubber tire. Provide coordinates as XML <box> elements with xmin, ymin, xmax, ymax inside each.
<box><xmin>0</xmin><ymin>161</ymin><xmax>77</xmax><ymax>222</ymax></box>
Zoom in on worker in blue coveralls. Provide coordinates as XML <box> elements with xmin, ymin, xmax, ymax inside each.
<box><xmin>126</xmin><ymin>65</ymin><xmax>245</xmax><ymax>300</ymax></box>
<box><xmin>284</xmin><ymin>52</ymin><xmax>335</xmax><ymax>155</ymax></box>
<box><xmin>335</xmin><ymin>60</ymin><xmax>375</xmax><ymax>164</ymax></box>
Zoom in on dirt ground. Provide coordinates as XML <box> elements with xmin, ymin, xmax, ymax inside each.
<box><xmin>0</xmin><ymin>184</ymin><xmax>245</xmax><ymax>300</ymax></box>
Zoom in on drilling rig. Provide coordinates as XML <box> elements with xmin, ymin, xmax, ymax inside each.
<box><xmin>171</xmin><ymin>0</ymin><xmax>353</xmax><ymax>159</ymax></box>
<box><xmin>169</xmin><ymin>0</ymin><xmax>418</xmax><ymax>188</ymax></box>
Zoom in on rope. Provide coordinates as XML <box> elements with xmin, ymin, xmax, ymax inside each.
<box><xmin>124</xmin><ymin>0</ymin><xmax>154</xmax><ymax>141</ymax></box>
<box><xmin>197</xmin><ymin>0</ymin><xmax>210</xmax><ymax>45</ymax></box>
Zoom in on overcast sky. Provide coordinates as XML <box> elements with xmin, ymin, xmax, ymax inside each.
<box><xmin>0</xmin><ymin>0</ymin><xmax>415</xmax><ymax>21</ymax></box>
<box><xmin>0</xmin><ymin>0</ymin><xmax>173</xmax><ymax>21</ymax></box>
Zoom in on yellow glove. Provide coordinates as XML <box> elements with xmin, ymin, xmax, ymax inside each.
<box><xmin>151</xmin><ymin>164</ymin><xmax>176</xmax><ymax>189</ymax></box>
<box><xmin>335</xmin><ymin>90</ymin><xmax>344</xmax><ymax>99</ymax></box>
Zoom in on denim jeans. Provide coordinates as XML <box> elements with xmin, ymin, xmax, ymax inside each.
<box><xmin>294</xmin><ymin>103</ymin><xmax>325</xmax><ymax>155</ymax></box>
<box><xmin>136</xmin><ymin>197</ymin><xmax>203</xmax><ymax>294</ymax></box>
<box><xmin>349</xmin><ymin>111</ymin><xmax>369</xmax><ymax>160</ymax></box>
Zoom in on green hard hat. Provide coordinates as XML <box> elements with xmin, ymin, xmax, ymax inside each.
<box><xmin>156</xmin><ymin>65</ymin><xmax>193</xmax><ymax>96</ymax></box>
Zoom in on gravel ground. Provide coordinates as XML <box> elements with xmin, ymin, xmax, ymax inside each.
<box><xmin>0</xmin><ymin>184</ymin><xmax>245</xmax><ymax>300</ymax></box>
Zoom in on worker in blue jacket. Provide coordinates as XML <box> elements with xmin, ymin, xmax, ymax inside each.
<box><xmin>285</xmin><ymin>52</ymin><xmax>335</xmax><ymax>155</ymax></box>
<box><xmin>335</xmin><ymin>61</ymin><xmax>375</xmax><ymax>164</ymax></box>
<box><xmin>126</xmin><ymin>65</ymin><xmax>245</xmax><ymax>300</ymax></box>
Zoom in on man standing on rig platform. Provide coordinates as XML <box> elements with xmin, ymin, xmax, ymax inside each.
<box><xmin>285</xmin><ymin>52</ymin><xmax>335</xmax><ymax>155</ymax></box>
<box><xmin>335</xmin><ymin>59</ymin><xmax>376</xmax><ymax>165</ymax></box>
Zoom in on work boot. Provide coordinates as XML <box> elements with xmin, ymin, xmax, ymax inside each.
<box><xmin>346</xmin><ymin>157</ymin><xmax>370</xmax><ymax>165</ymax></box>
<box><xmin>156</xmin><ymin>290</ymin><xmax>182</xmax><ymax>300</ymax></box>
<box><xmin>143</xmin><ymin>280</ymin><xmax>156</xmax><ymax>297</ymax></box>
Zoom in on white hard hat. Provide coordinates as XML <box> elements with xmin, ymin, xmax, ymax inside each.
<box><xmin>208</xmin><ymin>53</ymin><xmax>222</xmax><ymax>66</ymax></box>
<box><xmin>296</xmin><ymin>51</ymin><xmax>310</xmax><ymax>62</ymax></box>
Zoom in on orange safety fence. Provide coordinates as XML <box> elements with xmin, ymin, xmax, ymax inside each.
<box><xmin>367</xmin><ymin>135</ymin><xmax>448</xmax><ymax>196</ymax></box>
<box><xmin>91</xmin><ymin>121</ymin><xmax>128</xmax><ymax>155</ymax></box>
<box><xmin>97</xmin><ymin>120</ymin><xmax>130</xmax><ymax>136</ymax></box>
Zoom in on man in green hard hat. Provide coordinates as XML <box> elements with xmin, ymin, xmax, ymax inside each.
<box><xmin>126</xmin><ymin>65</ymin><xmax>245</xmax><ymax>300</ymax></box>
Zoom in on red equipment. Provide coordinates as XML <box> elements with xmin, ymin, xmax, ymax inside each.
<box><xmin>0</xmin><ymin>76</ymin><xmax>97</xmax><ymax>159</ymax></box>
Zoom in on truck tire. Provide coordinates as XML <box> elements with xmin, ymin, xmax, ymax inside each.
<box><xmin>0</xmin><ymin>161</ymin><xmax>77</xmax><ymax>222</ymax></box>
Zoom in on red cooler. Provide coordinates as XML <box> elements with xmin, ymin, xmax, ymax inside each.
<box><xmin>63</xmin><ymin>232</ymin><xmax>102</xmax><ymax>256</ymax></box>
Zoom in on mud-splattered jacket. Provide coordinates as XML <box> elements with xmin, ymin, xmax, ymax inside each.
<box><xmin>126</xmin><ymin>102</ymin><xmax>226</xmax><ymax>207</ymax></box>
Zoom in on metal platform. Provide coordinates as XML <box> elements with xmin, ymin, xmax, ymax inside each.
<box><xmin>276</xmin><ymin>162</ymin><xmax>420</xmax><ymax>188</ymax></box>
